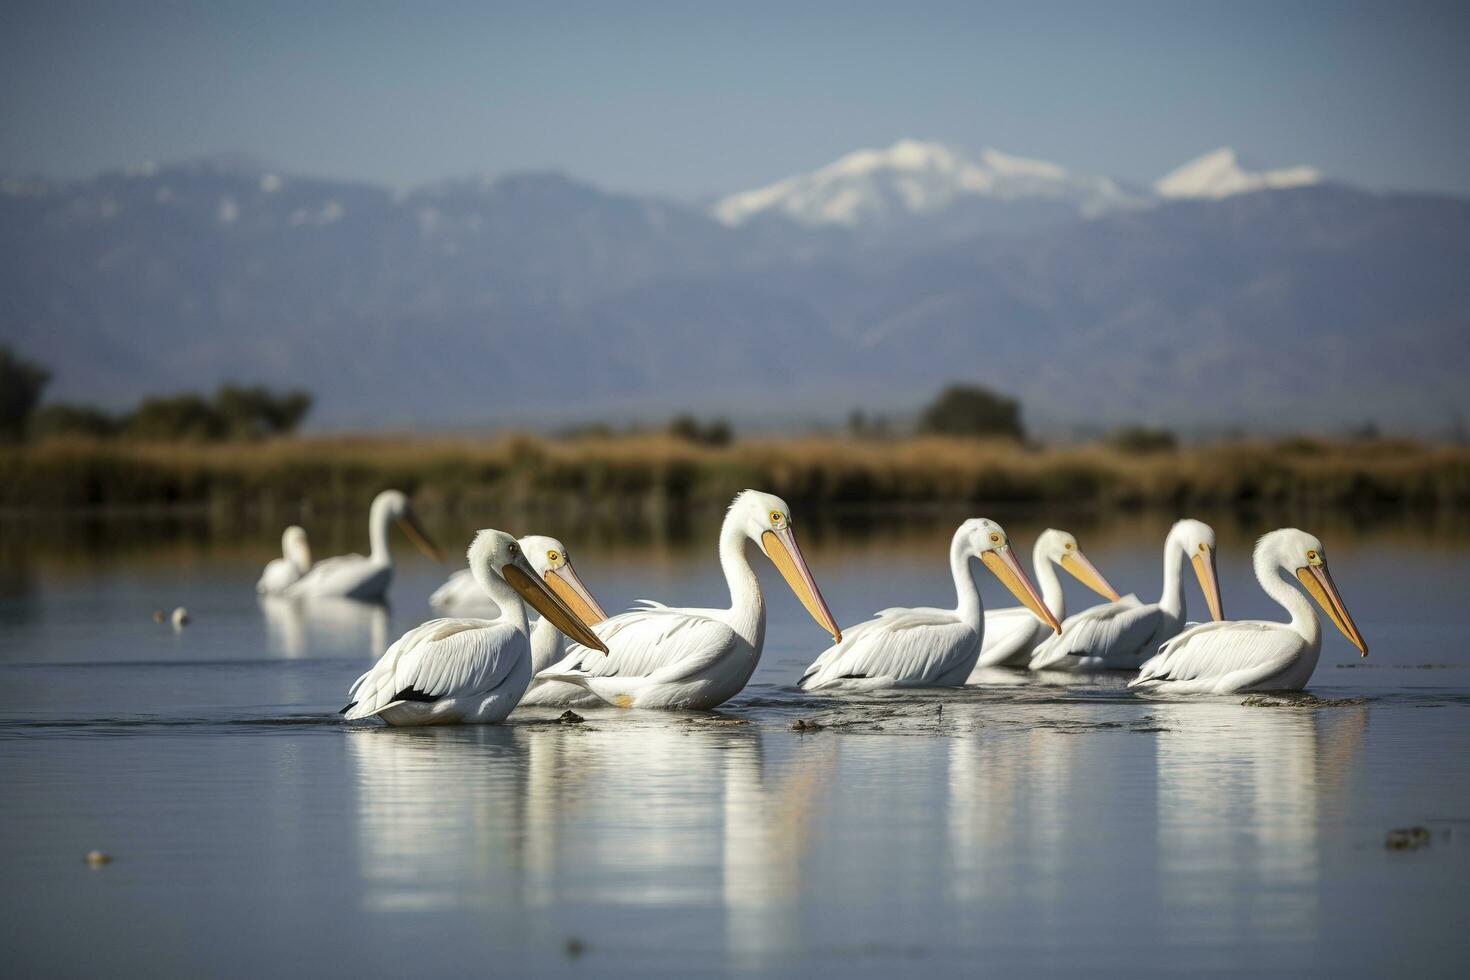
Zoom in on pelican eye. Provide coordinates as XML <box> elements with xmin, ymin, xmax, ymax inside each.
<box><xmin>547</xmin><ymin>550</ymin><xmax>560</xmax><ymax>563</ymax></box>
<box><xmin>770</xmin><ymin>511</ymin><xmax>783</xmax><ymax>525</ymax></box>
<box><xmin>1199</xmin><ymin>543</ymin><xmax>1207</xmax><ymax>552</ymax></box>
<box><xmin>1306</xmin><ymin>550</ymin><xmax>1318</xmax><ymax>562</ymax></box>
<box><xmin>1064</xmin><ymin>542</ymin><xmax>1074</xmax><ymax>551</ymax></box>
<box><xmin>989</xmin><ymin>532</ymin><xmax>1002</xmax><ymax>544</ymax></box>
<box><xmin>508</xmin><ymin>543</ymin><xmax>519</xmax><ymax>554</ymax></box>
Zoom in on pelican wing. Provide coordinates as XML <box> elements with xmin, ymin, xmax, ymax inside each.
<box><xmin>429</xmin><ymin>569</ymin><xmax>502</xmax><ymax>613</ymax></box>
<box><xmin>545</xmin><ymin>606</ymin><xmax>738</xmax><ymax>684</ymax></box>
<box><xmin>1131</xmin><ymin>621</ymin><xmax>1302</xmax><ymax>693</ymax></box>
<box><xmin>1030</xmin><ymin>599</ymin><xmax>1162</xmax><ymax>669</ymax></box>
<box><xmin>977</xmin><ymin>606</ymin><xmax>1047</xmax><ymax>664</ymax></box>
<box><xmin>343</xmin><ymin>617</ymin><xmax>521</xmax><ymax>720</ymax></box>
<box><xmin>284</xmin><ymin>553</ymin><xmax>370</xmax><ymax>596</ymax></box>
<box><xmin>799</xmin><ymin>607</ymin><xmax>975</xmax><ymax>689</ymax></box>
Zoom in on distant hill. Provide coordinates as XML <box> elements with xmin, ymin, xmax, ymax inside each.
<box><xmin>2</xmin><ymin>146</ymin><xmax>1466</xmax><ymax>433</ymax></box>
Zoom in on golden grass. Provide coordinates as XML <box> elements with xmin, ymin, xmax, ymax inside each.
<box><xmin>3</xmin><ymin>432</ymin><xmax>1469</xmax><ymax>514</ymax></box>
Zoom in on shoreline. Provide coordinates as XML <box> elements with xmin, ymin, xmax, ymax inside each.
<box><xmin>4</xmin><ymin>432</ymin><xmax>1468</xmax><ymax>516</ymax></box>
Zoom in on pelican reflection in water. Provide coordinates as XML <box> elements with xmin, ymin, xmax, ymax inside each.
<box><xmin>347</xmin><ymin>717</ymin><xmax>836</xmax><ymax>961</ymax></box>
<box><xmin>259</xmin><ymin>595</ymin><xmax>390</xmax><ymax>659</ymax></box>
<box><xmin>1151</xmin><ymin>700</ymin><xmax>1368</xmax><ymax>948</ymax></box>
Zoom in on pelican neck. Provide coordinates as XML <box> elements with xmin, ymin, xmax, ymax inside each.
<box><xmin>367</xmin><ymin>498</ymin><xmax>394</xmax><ymax>564</ymax></box>
<box><xmin>473</xmin><ymin>563</ymin><xmax>530</xmax><ymax>637</ymax></box>
<box><xmin>1258</xmin><ymin>555</ymin><xmax>1321</xmax><ymax>645</ymax></box>
<box><xmin>719</xmin><ymin>515</ymin><xmax>764</xmax><ymax>644</ymax></box>
<box><xmin>950</xmin><ymin>531</ymin><xmax>983</xmax><ymax>628</ymax></box>
<box><xmin>1159</xmin><ymin>533</ymin><xmax>1185</xmax><ymax>618</ymax></box>
<box><xmin>1031</xmin><ymin>539</ymin><xmax>1065</xmax><ymax>619</ymax></box>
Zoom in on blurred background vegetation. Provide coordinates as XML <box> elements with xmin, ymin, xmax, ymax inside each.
<box><xmin>3</xmin><ymin>346</ymin><xmax>1467</xmax><ymax>517</ymax></box>
<box><xmin>4</xmin><ymin>345</ymin><xmax>311</xmax><ymax>444</ymax></box>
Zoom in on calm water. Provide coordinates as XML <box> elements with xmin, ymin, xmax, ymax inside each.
<box><xmin>2</xmin><ymin>510</ymin><xmax>1468</xmax><ymax>977</ymax></box>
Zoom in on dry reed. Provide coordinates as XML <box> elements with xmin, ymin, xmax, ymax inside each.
<box><xmin>3</xmin><ymin>433</ymin><xmax>1467</xmax><ymax>516</ymax></box>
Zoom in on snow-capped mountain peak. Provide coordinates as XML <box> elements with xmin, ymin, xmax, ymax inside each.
<box><xmin>711</xmin><ymin>139</ymin><xmax>1139</xmax><ymax>228</ymax></box>
<box><xmin>1154</xmin><ymin>147</ymin><xmax>1321</xmax><ymax>199</ymax></box>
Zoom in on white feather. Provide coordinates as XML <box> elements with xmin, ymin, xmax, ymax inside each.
<box><xmin>344</xmin><ymin>617</ymin><xmax>530</xmax><ymax>725</ymax></box>
<box><xmin>799</xmin><ymin>607</ymin><xmax>979</xmax><ymax>690</ymax></box>
<box><xmin>1131</xmin><ymin>621</ymin><xmax>1303</xmax><ymax>694</ymax></box>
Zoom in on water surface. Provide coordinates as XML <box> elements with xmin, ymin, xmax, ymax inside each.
<box><xmin>2</xmin><ymin>510</ymin><xmax>1467</xmax><ymax>977</ymax></box>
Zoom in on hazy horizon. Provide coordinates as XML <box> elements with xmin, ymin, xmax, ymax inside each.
<box><xmin>3</xmin><ymin>1</ymin><xmax>1468</xmax><ymax>199</ymax></box>
<box><xmin>4</xmin><ymin>0</ymin><xmax>1468</xmax><ymax>436</ymax></box>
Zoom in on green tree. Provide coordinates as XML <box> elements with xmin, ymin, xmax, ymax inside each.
<box><xmin>0</xmin><ymin>346</ymin><xmax>51</xmax><ymax>442</ymax></box>
<box><xmin>1107</xmin><ymin>425</ymin><xmax>1178</xmax><ymax>454</ymax></box>
<box><xmin>123</xmin><ymin>394</ymin><xmax>227</xmax><ymax>441</ymax></box>
<box><xmin>917</xmin><ymin>384</ymin><xmax>1024</xmax><ymax>440</ymax></box>
<box><xmin>29</xmin><ymin>402</ymin><xmax>119</xmax><ymax>439</ymax></box>
<box><xmin>668</xmin><ymin>414</ymin><xmax>733</xmax><ymax>447</ymax></box>
<box><xmin>214</xmin><ymin>385</ymin><xmax>313</xmax><ymax>439</ymax></box>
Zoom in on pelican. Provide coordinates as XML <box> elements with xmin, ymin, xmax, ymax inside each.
<box><xmin>1029</xmin><ymin>518</ymin><xmax>1224</xmax><ymax>671</ymax></box>
<box><xmin>284</xmin><ymin>490</ymin><xmax>444</xmax><ymax>601</ymax></box>
<box><xmin>341</xmin><ymin>529</ymin><xmax>608</xmax><ymax>726</ymax></box>
<box><xmin>256</xmin><ymin>525</ymin><xmax>313</xmax><ymax>594</ymax></box>
<box><xmin>529</xmin><ymin>489</ymin><xmax>841</xmax><ymax>710</ymax></box>
<box><xmin>968</xmin><ymin>528</ymin><xmax>1121</xmax><ymax>675</ymax></box>
<box><xmin>433</xmin><ymin>534</ymin><xmax>609</xmax><ymax>674</ymax></box>
<box><xmin>430</xmin><ymin>565</ymin><xmax>496</xmax><ymax>611</ymax></box>
<box><xmin>1130</xmin><ymin>529</ymin><xmax>1367</xmax><ymax>694</ymax></box>
<box><xmin>799</xmin><ymin>519</ymin><xmax>1061</xmax><ymax>691</ymax></box>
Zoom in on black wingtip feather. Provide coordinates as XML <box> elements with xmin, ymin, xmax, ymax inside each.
<box><xmin>392</xmin><ymin>687</ymin><xmax>442</xmax><ymax>704</ymax></box>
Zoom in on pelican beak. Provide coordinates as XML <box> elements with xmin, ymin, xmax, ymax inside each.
<box><xmin>1191</xmin><ymin>545</ymin><xmax>1225</xmax><ymax>621</ymax></box>
<box><xmin>982</xmin><ymin>545</ymin><xmax>1062</xmax><ymax>633</ymax></box>
<box><xmin>397</xmin><ymin>507</ymin><xmax>447</xmax><ymax>563</ymax></box>
<box><xmin>1297</xmin><ymin>561</ymin><xmax>1368</xmax><ymax>657</ymax></box>
<box><xmin>761</xmin><ymin>527</ymin><xmax>842</xmax><ymax>643</ymax></box>
<box><xmin>504</xmin><ymin>557</ymin><xmax>608</xmax><ymax>654</ymax></box>
<box><xmin>545</xmin><ymin>560</ymin><xmax>609</xmax><ymax>626</ymax></box>
<box><xmin>1060</xmin><ymin>550</ymin><xmax>1122</xmax><ymax>602</ymax></box>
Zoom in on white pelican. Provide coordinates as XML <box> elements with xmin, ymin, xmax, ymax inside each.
<box><xmin>798</xmin><ymin>519</ymin><xmax>1061</xmax><ymax>691</ymax></box>
<box><xmin>256</xmin><ymin>525</ymin><xmax>313</xmax><ymax>594</ymax></box>
<box><xmin>1130</xmin><ymin>529</ymin><xmax>1366</xmax><ymax>694</ymax></box>
<box><xmin>529</xmin><ymin>489</ymin><xmax>841</xmax><ymax>710</ymax></box>
<box><xmin>341</xmin><ymin>529</ymin><xmax>608</xmax><ymax>726</ymax></box>
<box><xmin>284</xmin><ymin>490</ymin><xmax>444</xmax><ymax>601</ymax></box>
<box><xmin>1029</xmin><ymin>518</ymin><xmax>1224</xmax><ymax>671</ymax></box>
<box><xmin>432</xmin><ymin>534</ymin><xmax>608</xmax><ymax>675</ymax></box>
<box><xmin>429</xmin><ymin>565</ymin><xmax>496</xmax><ymax>612</ymax></box>
<box><xmin>968</xmin><ymin>528</ymin><xmax>1121</xmax><ymax>674</ymax></box>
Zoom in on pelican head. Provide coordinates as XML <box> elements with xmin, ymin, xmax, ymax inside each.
<box><xmin>1257</xmin><ymin>528</ymin><xmax>1368</xmax><ymax>657</ymax></box>
<box><xmin>372</xmin><ymin>489</ymin><xmax>446</xmax><ymax>563</ymax></box>
<box><xmin>960</xmin><ymin>519</ymin><xmax>1063</xmax><ymax>633</ymax></box>
<box><xmin>517</xmin><ymin>534</ymin><xmax>609</xmax><ymax>626</ymax></box>
<box><xmin>1169</xmin><ymin>518</ymin><xmax>1224</xmax><ymax>621</ymax></box>
<box><xmin>1036</xmin><ymin>528</ymin><xmax>1121</xmax><ymax>601</ymax></box>
<box><xmin>467</xmin><ymin>530</ymin><xmax>608</xmax><ymax>653</ymax></box>
<box><xmin>730</xmin><ymin>489</ymin><xmax>842</xmax><ymax>643</ymax></box>
<box><xmin>281</xmin><ymin>525</ymin><xmax>312</xmax><ymax>574</ymax></box>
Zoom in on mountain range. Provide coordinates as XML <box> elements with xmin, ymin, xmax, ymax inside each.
<box><xmin>2</xmin><ymin>141</ymin><xmax>1466</xmax><ymax>434</ymax></box>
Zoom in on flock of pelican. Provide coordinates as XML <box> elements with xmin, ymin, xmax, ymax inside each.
<box><xmin>257</xmin><ymin>488</ymin><xmax>1368</xmax><ymax>726</ymax></box>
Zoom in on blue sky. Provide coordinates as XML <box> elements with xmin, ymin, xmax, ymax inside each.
<box><xmin>2</xmin><ymin>0</ymin><xmax>1467</xmax><ymax>197</ymax></box>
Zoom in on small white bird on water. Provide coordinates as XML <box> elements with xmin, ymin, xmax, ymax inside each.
<box><xmin>341</xmin><ymin>529</ymin><xmax>608</xmax><ymax>726</ymax></box>
<box><xmin>1130</xmin><ymin>529</ymin><xmax>1367</xmax><ymax>695</ymax></box>
<box><xmin>799</xmin><ymin>519</ymin><xmax>1061</xmax><ymax>692</ymax></box>
<box><xmin>529</xmin><ymin>490</ymin><xmax>842</xmax><ymax>711</ymax></box>
<box><xmin>285</xmin><ymin>490</ymin><xmax>444</xmax><ymax>601</ymax></box>
<box><xmin>968</xmin><ymin>528</ymin><xmax>1120</xmax><ymax>674</ymax></box>
<box><xmin>256</xmin><ymin>525</ymin><xmax>313</xmax><ymax>594</ymax></box>
<box><xmin>1029</xmin><ymin>518</ymin><xmax>1224</xmax><ymax>671</ymax></box>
